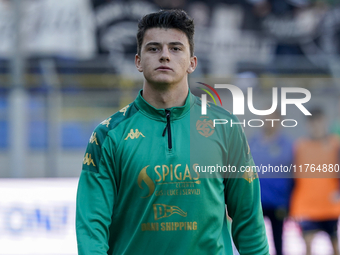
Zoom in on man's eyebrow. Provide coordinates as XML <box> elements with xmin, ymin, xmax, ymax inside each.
<box><xmin>145</xmin><ymin>42</ymin><xmax>161</xmax><ymax>47</ymax></box>
<box><xmin>168</xmin><ymin>42</ymin><xmax>184</xmax><ymax>46</ymax></box>
<box><xmin>144</xmin><ymin>42</ymin><xmax>185</xmax><ymax>47</ymax></box>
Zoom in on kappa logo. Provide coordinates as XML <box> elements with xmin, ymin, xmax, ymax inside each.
<box><xmin>89</xmin><ymin>132</ymin><xmax>98</xmax><ymax>145</ymax></box>
<box><xmin>196</xmin><ymin>117</ymin><xmax>215</xmax><ymax>137</ymax></box>
<box><xmin>153</xmin><ymin>204</ymin><xmax>187</xmax><ymax>220</ymax></box>
<box><xmin>101</xmin><ymin>118</ymin><xmax>111</xmax><ymax>128</ymax></box>
<box><xmin>83</xmin><ymin>153</ymin><xmax>96</xmax><ymax>167</ymax></box>
<box><xmin>119</xmin><ymin>105</ymin><xmax>129</xmax><ymax>116</ymax></box>
<box><xmin>124</xmin><ymin>129</ymin><xmax>145</xmax><ymax>140</ymax></box>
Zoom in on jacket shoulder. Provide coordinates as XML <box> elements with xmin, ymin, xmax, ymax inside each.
<box><xmin>94</xmin><ymin>102</ymin><xmax>139</xmax><ymax>144</ymax></box>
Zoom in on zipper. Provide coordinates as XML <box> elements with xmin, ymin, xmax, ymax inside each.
<box><xmin>162</xmin><ymin>109</ymin><xmax>172</xmax><ymax>149</ymax></box>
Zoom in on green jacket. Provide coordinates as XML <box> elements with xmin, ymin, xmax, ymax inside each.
<box><xmin>76</xmin><ymin>90</ymin><xmax>269</xmax><ymax>255</ymax></box>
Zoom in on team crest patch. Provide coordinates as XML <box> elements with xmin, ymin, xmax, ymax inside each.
<box><xmin>242</xmin><ymin>169</ymin><xmax>258</xmax><ymax>183</ymax></box>
<box><xmin>196</xmin><ymin>117</ymin><xmax>214</xmax><ymax>137</ymax></box>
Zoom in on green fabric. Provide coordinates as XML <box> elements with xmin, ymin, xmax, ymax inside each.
<box><xmin>76</xmin><ymin>89</ymin><xmax>269</xmax><ymax>255</ymax></box>
<box><xmin>330</xmin><ymin>120</ymin><xmax>340</xmax><ymax>137</ymax></box>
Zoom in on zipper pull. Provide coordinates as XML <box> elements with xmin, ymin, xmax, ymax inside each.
<box><xmin>162</xmin><ymin>110</ymin><xmax>171</xmax><ymax>137</ymax></box>
<box><xmin>162</xmin><ymin>125</ymin><xmax>167</xmax><ymax>137</ymax></box>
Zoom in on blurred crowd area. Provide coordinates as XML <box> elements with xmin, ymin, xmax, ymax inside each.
<box><xmin>0</xmin><ymin>0</ymin><xmax>340</xmax><ymax>173</ymax></box>
<box><xmin>1</xmin><ymin>0</ymin><xmax>340</xmax><ymax>154</ymax></box>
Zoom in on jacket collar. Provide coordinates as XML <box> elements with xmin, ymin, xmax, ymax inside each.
<box><xmin>133</xmin><ymin>89</ymin><xmax>196</xmax><ymax>121</ymax></box>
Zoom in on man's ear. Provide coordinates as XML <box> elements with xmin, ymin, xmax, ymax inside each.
<box><xmin>135</xmin><ymin>54</ymin><xmax>143</xmax><ymax>72</ymax></box>
<box><xmin>187</xmin><ymin>56</ymin><xmax>197</xmax><ymax>74</ymax></box>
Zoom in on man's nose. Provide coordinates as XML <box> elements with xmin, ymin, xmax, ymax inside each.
<box><xmin>160</xmin><ymin>45</ymin><xmax>170</xmax><ymax>62</ymax></box>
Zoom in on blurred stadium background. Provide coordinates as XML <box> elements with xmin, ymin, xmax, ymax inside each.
<box><xmin>1</xmin><ymin>0</ymin><xmax>340</xmax><ymax>254</ymax></box>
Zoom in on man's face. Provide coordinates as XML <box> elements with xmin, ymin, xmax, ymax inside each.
<box><xmin>135</xmin><ymin>28</ymin><xmax>197</xmax><ymax>87</ymax></box>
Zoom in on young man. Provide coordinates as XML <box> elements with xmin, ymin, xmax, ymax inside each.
<box><xmin>76</xmin><ymin>9</ymin><xmax>269</xmax><ymax>255</ymax></box>
<box><xmin>290</xmin><ymin>108</ymin><xmax>340</xmax><ymax>255</ymax></box>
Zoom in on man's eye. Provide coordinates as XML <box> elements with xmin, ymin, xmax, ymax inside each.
<box><xmin>172</xmin><ymin>47</ymin><xmax>181</xmax><ymax>51</ymax></box>
<box><xmin>148</xmin><ymin>47</ymin><xmax>158</xmax><ymax>52</ymax></box>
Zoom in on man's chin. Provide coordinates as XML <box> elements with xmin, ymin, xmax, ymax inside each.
<box><xmin>147</xmin><ymin>78</ymin><xmax>175</xmax><ymax>87</ymax></box>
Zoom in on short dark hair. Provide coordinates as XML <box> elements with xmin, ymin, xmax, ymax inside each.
<box><xmin>137</xmin><ymin>9</ymin><xmax>195</xmax><ymax>57</ymax></box>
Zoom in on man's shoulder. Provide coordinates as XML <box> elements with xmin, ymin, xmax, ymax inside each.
<box><xmin>82</xmin><ymin>103</ymin><xmax>138</xmax><ymax>172</ymax></box>
<box><xmin>92</xmin><ymin>102</ymin><xmax>139</xmax><ymax>145</ymax></box>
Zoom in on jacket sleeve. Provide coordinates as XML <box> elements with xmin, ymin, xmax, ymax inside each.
<box><xmin>224</xmin><ymin>119</ymin><xmax>269</xmax><ymax>255</ymax></box>
<box><xmin>76</xmin><ymin>130</ymin><xmax>117</xmax><ymax>255</ymax></box>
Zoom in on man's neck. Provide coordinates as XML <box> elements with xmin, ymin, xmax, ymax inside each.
<box><xmin>142</xmin><ymin>82</ymin><xmax>189</xmax><ymax>109</ymax></box>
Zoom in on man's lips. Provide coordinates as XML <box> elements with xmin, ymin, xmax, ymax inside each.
<box><xmin>156</xmin><ymin>66</ymin><xmax>173</xmax><ymax>71</ymax></box>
